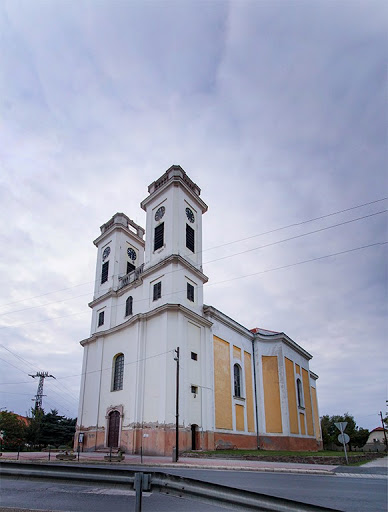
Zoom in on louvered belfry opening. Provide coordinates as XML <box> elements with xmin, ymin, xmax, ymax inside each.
<box><xmin>154</xmin><ymin>222</ymin><xmax>164</xmax><ymax>250</ymax></box>
<box><xmin>186</xmin><ymin>224</ymin><xmax>194</xmax><ymax>252</ymax></box>
<box><xmin>101</xmin><ymin>261</ymin><xmax>109</xmax><ymax>283</ymax></box>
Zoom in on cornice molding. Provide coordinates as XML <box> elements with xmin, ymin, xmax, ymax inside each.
<box><xmin>88</xmin><ymin>253</ymin><xmax>208</xmax><ymax>307</ymax></box>
<box><xmin>203</xmin><ymin>304</ymin><xmax>254</xmax><ymax>340</ymax></box>
<box><xmin>140</xmin><ymin>166</ymin><xmax>208</xmax><ymax>213</ymax></box>
<box><xmin>93</xmin><ymin>223</ymin><xmax>145</xmax><ymax>248</ymax></box>
<box><xmin>80</xmin><ymin>303</ymin><xmax>212</xmax><ymax>346</ymax></box>
<box><xmin>203</xmin><ymin>304</ymin><xmax>313</xmax><ymax>361</ymax></box>
<box><xmin>254</xmin><ymin>332</ymin><xmax>313</xmax><ymax>360</ymax></box>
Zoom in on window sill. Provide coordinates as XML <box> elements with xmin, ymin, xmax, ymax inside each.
<box><xmin>153</xmin><ymin>245</ymin><xmax>166</xmax><ymax>254</ymax></box>
<box><xmin>234</xmin><ymin>396</ymin><xmax>245</xmax><ymax>402</ymax></box>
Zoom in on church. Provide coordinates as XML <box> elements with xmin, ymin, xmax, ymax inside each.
<box><xmin>75</xmin><ymin>166</ymin><xmax>322</xmax><ymax>454</ymax></box>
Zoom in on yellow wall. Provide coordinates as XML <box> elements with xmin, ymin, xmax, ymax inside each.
<box><xmin>244</xmin><ymin>351</ymin><xmax>255</xmax><ymax>432</ymax></box>
<box><xmin>233</xmin><ymin>345</ymin><xmax>241</xmax><ymax>359</ymax></box>
<box><xmin>295</xmin><ymin>364</ymin><xmax>300</xmax><ymax>374</ymax></box>
<box><xmin>311</xmin><ymin>387</ymin><xmax>321</xmax><ymax>440</ymax></box>
<box><xmin>302</xmin><ymin>369</ymin><xmax>314</xmax><ymax>436</ymax></box>
<box><xmin>235</xmin><ymin>404</ymin><xmax>245</xmax><ymax>431</ymax></box>
<box><xmin>299</xmin><ymin>412</ymin><xmax>306</xmax><ymax>435</ymax></box>
<box><xmin>262</xmin><ymin>356</ymin><xmax>283</xmax><ymax>433</ymax></box>
<box><xmin>213</xmin><ymin>336</ymin><xmax>233</xmax><ymax>429</ymax></box>
<box><xmin>285</xmin><ymin>357</ymin><xmax>299</xmax><ymax>434</ymax></box>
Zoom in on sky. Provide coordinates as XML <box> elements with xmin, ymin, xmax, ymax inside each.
<box><xmin>0</xmin><ymin>0</ymin><xmax>387</xmax><ymax>432</ymax></box>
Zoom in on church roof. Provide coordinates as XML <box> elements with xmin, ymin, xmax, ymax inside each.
<box><xmin>250</xmin><ymin>327</ymin><xmax>281</xmax><ymax>336</ymax></box>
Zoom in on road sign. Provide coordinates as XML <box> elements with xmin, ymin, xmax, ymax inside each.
<box><xmin>338</xmin><ymin>433</ymin><xmax>350</xmax><ymax>444</ymax></box>
<box><xmin>335</xmin><ymin>421</ymin><xmax>347</xmax><ymax>433</ymax></box>
<box><xmin>335</xmin><ymin>423</ymin><xmax>350</xmax><ymax>464</ymax></box>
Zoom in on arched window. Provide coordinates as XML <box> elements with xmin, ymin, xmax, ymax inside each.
<box><xmin>234</xmin><ymin>364</ymin><xmax>242</xmax><ymax>397</ymax></box>
<box><xmin>125</xmin><ymin>296</ymin><xmax>133</xmax><ymax>316</ymax></box>
<box><xmin>296</xmin><ymin>378</ymin><xmax>303</xmax><ymax>408</ymax></box>
<box><xmin>112</xmin><ymin>354</ymin><xmax>124</xmax><ymax>391</ymax></box>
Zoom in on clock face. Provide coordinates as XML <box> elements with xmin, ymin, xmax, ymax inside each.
<box><xmin>102</xmin><ymin>247</ymin><xmax>111</xmax><ymax>261</ymax></box>
<box><xmin>127</xmin><ymin>248</ymin><xmax>137</xmax><ymax>261</ymax></box>
<box><xmin>154</xmin><ymin>206</ymin><xmax>165</xmax><ymax>221</ymax></box>
<box><xmin>185</xmin><ymin>207</ymin><xmax>195</xmax><ymax>223</ymax></box>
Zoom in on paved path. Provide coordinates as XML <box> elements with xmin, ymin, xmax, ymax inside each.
<box><xmin>334</xmin><ymin>454</ymin><xmax>388</xmax><ymax>477</ymax></box>
<box><xmin>361</xmin><ymin>456</ymin><xmax>388</xmax><ymax>467</ymax></box>
<box><xmin>3</xmin><ymin>451</ymin><xmax>386</xmax><ymax>475</ymax></box>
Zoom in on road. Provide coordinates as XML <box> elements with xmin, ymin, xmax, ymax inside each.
<box><xmin>0</xmin><ymin>466</ymin><xmax>386</xmax><ymax>512</ymax></box>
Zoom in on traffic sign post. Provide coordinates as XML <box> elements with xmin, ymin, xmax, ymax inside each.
<box><xmin>335</xmin><ymin>422</ymin><xmax>349</xmax><ymax>464</ymax></box>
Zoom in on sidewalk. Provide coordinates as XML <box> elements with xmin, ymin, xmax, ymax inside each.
<box><xmin>334</xmin><ymin>454</ymin><xmax>388</xmax><ymax>477</ymax></box>
<box><xmin>0</xmin><ymin>451</ymin><xmax>343</xmax><ymax>475</ymax></box>
<box><xmin>1</xmin><ymin>451</ymin><xmax>387</xmax><ymax>476</ymax></box>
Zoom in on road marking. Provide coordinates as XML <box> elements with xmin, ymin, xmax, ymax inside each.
<box><xmin>335</xmin><ymin>473</ymin><xmax>387</xmax><ymax>479</ymax></box>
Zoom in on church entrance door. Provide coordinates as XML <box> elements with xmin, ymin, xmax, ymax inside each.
<box><xmin>191</xmin><ymin>424</ymin><xmax>198</xmax><ymax>450</ymax></box>
<box><xmin>108</xmin><ymin>411</ymin><xmax>120</xmax><ymax>447</ymax></box>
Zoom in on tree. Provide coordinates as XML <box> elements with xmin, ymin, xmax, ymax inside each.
<box><xmin>40</xmin><ymin>409</ymin><xmax>76</xmax><ymax>447</ymax></box>
<box><xmin>25</xmin><ymin>407</ymin><xmax>44</xmax><ymax>449</ymax></box>
<box><xmin>0</xmin><ymin>410</ymin><xmax>26</xmax><ymax>450</ymax></box>
<box><xmin>320</xmin><ymin>413</ymin><xmax>369</xmax><ymax>450</ymax></box>
<box><xmin>26</xmin><ymin>408</ymin><xmax>76</xmax><ymax>448</ymax></box>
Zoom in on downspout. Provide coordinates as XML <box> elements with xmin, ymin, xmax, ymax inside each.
<box><xmin>252</xmin><ymin>336</ymin><xmax>260</xmax><ymax>449</ymax></box>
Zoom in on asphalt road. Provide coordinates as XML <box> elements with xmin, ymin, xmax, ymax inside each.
<box><xmin>0</xmin><ymin>467</ymin><xmax>386</xmax><ymax>512</ymax></box>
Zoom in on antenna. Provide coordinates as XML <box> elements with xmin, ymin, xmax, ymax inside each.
<box><xmin>29</xmin><ymin>371</ymin><xmax>55</xmax><ymax>410</ymax></box>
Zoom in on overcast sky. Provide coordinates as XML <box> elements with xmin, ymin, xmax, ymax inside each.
<box><xmin>1</xmin><ymin>0</ymin><xmax>387</xmax><ymax>432</ymax></box>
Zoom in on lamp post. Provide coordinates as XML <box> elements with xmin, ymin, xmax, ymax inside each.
<box><xmin>174</xmin><ymin>347</ymin><xmax>180</xmax><ymax>462</ymax></box>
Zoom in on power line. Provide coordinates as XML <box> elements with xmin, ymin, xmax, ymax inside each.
<box><xmin>206</xmin><ymin>241</ymin><xmax>387</xmax><ymax>288</ymax></box>
<box><xmin>1</xmin><ymin>209</ymin><xmax>386</xmax><ymax>320</ymax></box>
<box><xmin>0</xmin><ymin>280</ymin><xmax>93</xmax><ymax>309</ymax></box>
<box><xmin>1</xmin><ymin>197</ymin><xmax>386</xmax><ymax>310</ymax></box>
<box><xmin>0</xmin><ymin>345</ymin><xmax>174</xmax><ymax>388</ymax></box>
<box><xmin>0</xmin><ymin>291</ymin><xmax>91</xmax><ymax>317</ymax></box>
<box><xmin>203</xmin><ymin>197</ymin><xmax>388</xmax><ymax>253</ymax></box>
<box><xmin>0</xmin><ymin>381</ymin><xmax>34</xmax><ymax>385</ymax></box>
<box><xmin>57</xmin><ymin>349</ymin><xmax>175</xmax><ymax>381</ymax></box>
<box><xmin>0</xmin><ymin>345</ymin><xmax>78</xmax><ymax>407</ymax></box>
<box><xmin>0</xmin><ymin>240</ymin><xmax>385</xmax><ymax>333</ymax></box>
<box><xmin>0</xmin><ymin>345</ymin><xmax>79</xmax><ymax>406</ymax></box>
<box><xmin>203</xmin><ymin>210</ymin><xmax>387</xmax><ymax>265</ymax></box>
<box><xmin>29</xmin><ymin>372</ymin><xmax>55</xmax><ymax>410</ymax></box>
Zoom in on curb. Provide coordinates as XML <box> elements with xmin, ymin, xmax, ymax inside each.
<box><xmin>138</xmin><ymin>463</ymin><xmax>336</xmax><ymax>475</ymax></box>
<box><xmin>0</xmin><ymin>458</ymin><xmax>337</xmax><ymax>475</ymax></box>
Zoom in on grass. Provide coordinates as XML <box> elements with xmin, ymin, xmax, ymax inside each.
<box><xmin>194</xmin><ymin>449</ymin><xmax>360</xmax><ymax>457</ymax></box>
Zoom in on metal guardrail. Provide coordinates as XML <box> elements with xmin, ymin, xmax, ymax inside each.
<box><xmin>0</xmin><ymin>461</ymin><xmax>341</xmax><ymax>512</ymax></box>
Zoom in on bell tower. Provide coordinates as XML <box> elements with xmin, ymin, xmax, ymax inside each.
<box><xmin>90</xmin><ymin>212</ymin><xmax>145</xmax><ymax>333</ymax></box>
<box><xmin>141</xmin><ymin>165</ymin><xmax>207</xmax><ymax>269</ymax></box>
<box><xmin>140</xmin><ymin>165</ymin><xmax>208</xmax><ymax>312</ymax></box>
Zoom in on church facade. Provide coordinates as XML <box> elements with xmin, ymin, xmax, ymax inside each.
<box><xmin>75</xmin><ymin>166</ymin><xmax>322</xmax><ymax>454</ymax></box>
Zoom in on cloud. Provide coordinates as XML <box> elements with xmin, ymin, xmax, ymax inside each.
<box><xmin>0</xmin><ymin>0</ymin><xmax>386</xmax><ymax>429</ymax></box>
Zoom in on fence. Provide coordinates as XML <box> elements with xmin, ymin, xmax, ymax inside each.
<box><xmin>0</xmin><ymin>461</ymin><xmax>341</xmax><ymax>512</ymax></box>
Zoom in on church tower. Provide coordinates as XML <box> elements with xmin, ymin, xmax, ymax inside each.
<box><xmin>90</xmin><ymin>213</ymin><xmax>145</xmax><ymax>333</ymax></box>
<box><xmin>139</xmin><ymin>165</ymin><xmax>208</xmax><ymax>314</ymax></box>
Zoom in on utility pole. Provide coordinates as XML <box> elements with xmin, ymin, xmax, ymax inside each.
<box><xmin>174</xmin><ymin>347</ymin><xmax>180</xmax><ymax>462</ymax></box>
<box><xmin>379</xmin><ymin>411</ymin><xmax>388</xmax><ymax>451</ymax></box>
<box><xmin>29</xmin><ymin>372</ymin><xmax>55</xmax><ymax>411</ymax></box>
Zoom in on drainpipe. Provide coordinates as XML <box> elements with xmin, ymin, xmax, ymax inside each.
<box><xmin>252</xmin><ymin>337</ymin><xmax>260</xmax><ymax>449</ymax></box>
